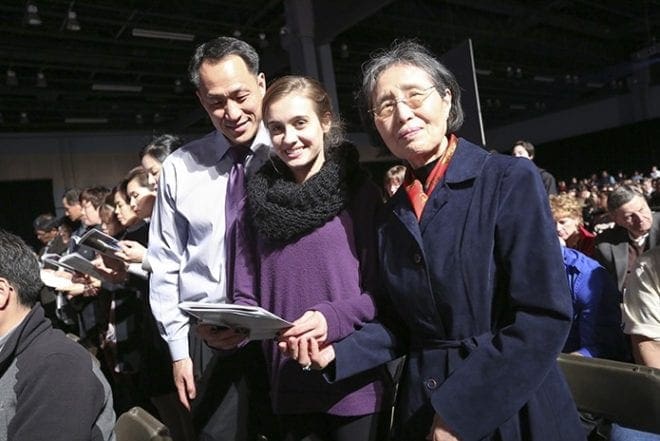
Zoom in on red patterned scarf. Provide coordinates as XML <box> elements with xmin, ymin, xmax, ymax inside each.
<box><xmin>404</xmin><ymin>134</ymin><xmax>458</xmax><ymax>220</ymax></box>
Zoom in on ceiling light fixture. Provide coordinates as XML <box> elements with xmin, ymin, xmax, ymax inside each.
<box><xmin>65</xmin><ymin>117</ymin><xmax>109</xmax><ymax>124</ymax></box>
<box><xmin>132</xmin><ymin>28</ymin><xmax>195</xmax><ymax>41</ymax></box>
<box><xmin>6</xmin><ymin>68</ymin><xmax>18</xmax><ymax>86</ymax></box>
<box><xmin>174</xmin><ymin>78</ymin><xmax>183</xmax><ymax>94</ymax></box>
<box><xmin>340</xmin><ymin>43</ymin><xmax>349</xmax><ymax>59</ymax></box>
<box><xmin>232</xmin><ymin>29</ymin><xmax>242</xmax><ymax>38</ymax></box>
<box><xmin>36</xmin><ymin>71</ymin><xmax>47</xmax><ymax>88</ymax></box>
<box><xmin>25</xmin><ymin>1</ymin><xmax>42</xmax><ymax>26</ymax></box>
<box><xmin>475</xmin><ymin>69</ymin><xmax>492</xmax><ymax>76</ymax></box>
<box><xmin>20</xmin><ymin>112</ymin><xmax>29</xmax><ymax>124</ymax></box>
<box><xmin>258</xmin><ymin>32</ymin><xmax>269</xmax><ymax>49</ymax></box>
<box><xmin>91</xmin><ymin>83</ymin><xmax>143</xmax><ymax>92</ymax></box>
<box><xmin>66</xmin><ymin>9</ymin><xmax>81</xmax><ymax>31</ymax></box>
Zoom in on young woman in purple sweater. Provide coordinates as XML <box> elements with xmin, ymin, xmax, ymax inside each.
<box><xmin>207</xmin><ymin>75</ymin><xmax>387</xmax><ymax>441</ymax></box>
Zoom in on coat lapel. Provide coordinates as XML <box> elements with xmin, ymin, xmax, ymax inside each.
<box><xmin>390</xmin><ymin>189</ymin><xmax>424</xmax><ymax>248</ymax></box>
<box><xmin>418</xmin><ymin>139</ymin><xmax>490</xmax><ymax>234</ymax></box>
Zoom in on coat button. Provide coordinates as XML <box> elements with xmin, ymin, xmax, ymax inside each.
<box><xmin>424</xmin><ymin>378</ymin><xmax>438</xmax><ymax>390</ymax></box>
<box><xmin>413</xmin><ymin>253</ymin><xmax>423</xmax><ymax>264</ymax></box>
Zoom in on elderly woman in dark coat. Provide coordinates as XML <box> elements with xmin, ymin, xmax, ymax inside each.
<box><xmin>291</xmin><ymin>40</ymin><xmax>585</xmax><ymax>441</ymax></box>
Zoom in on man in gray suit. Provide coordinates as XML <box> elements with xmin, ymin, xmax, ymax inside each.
<box><xmin>594</xmin><ymin>184</ymin><xmax>660</xmax><ymax>293</ymax></box>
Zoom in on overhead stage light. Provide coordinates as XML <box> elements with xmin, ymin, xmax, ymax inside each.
<box><xmin>66</xmin><ymin>10</ymin><xmax>81</xmax><ymax>31</ymax></box>
<box><xmin>6</xmin><ymin>68</ymin><xmax>18</xmax><ymax>86</ymax></box>
<box><xmin>36</xmin><ymin>71</ymin><xmax>47</xmax><ymax>88</ymax></box>
<box><xmin>25</xmin><ymin>1</ymin><xmax>42</xmax><ymax>26</ymax></box>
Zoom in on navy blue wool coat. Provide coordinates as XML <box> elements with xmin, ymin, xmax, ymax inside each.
<box><xmin>333</xmin><ymin>139</ymin><xmax>585</xmax><ymax>440</ymax></box>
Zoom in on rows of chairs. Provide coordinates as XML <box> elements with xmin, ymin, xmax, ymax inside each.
<box><xmin>114</xmin><ymin>355</ymin><xmax>660</xmax><ymax>440</ymax></box>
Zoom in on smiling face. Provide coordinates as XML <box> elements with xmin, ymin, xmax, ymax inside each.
<box><xmin>196</xmin><ymin>55</ymin><xmax>266</xmax><ymax>146</ymax></box>
<box><xmin>372</xmin><ymin>64</ymin><xmax>452</xmax><ymax>169</ymax></box>
<box><xmin>265</xmin><ymin>94</ymin><xmax>330</xmax><ymax>183</ymax></box>
<box><xmin>126</xmin><ymin>178</ymin><xmax>156</xmax><ymax>220</ymax></box>
<box><xmin>141</xmin><ymin>154</ymin><xmax>162</xmax><ymax>191</ymax></box>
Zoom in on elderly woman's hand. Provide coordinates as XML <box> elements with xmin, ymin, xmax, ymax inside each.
<box><xmin>427</xmin><ymin>414</ymin><xmax>460</xmax><ymax>441</ymax></box>
<box><xmin>196</xmin><ymin>324</ymin><xmax>249</xmax><ymax>351</ymax></box>
<box><xmin>306</xmin><ymin>337</ymin><xmax>336</xmax><ymax>370</ymax></box>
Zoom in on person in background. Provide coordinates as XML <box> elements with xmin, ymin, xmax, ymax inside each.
<box><xmin>120</xmin><ymin>167</ymin><xmax>195</xmax><ymax>441</ymax></box>
<box><xmin>511</xmin><ymin>139</ymin><xmax>558</xmax><ymax>195</ymax></box>
<box><xmin>305</xmin><ymin>40</ymin><xmax>583</xmax><ymax>441</ymax></box>
<box><xmin>140</xmin><ymin>134</ymin><xmax>184</xmax><ymax>191</ymax></box>
<box><xmin>594</xmin><ymin>184</ymin><xmax>660</xmax><ymax>293</ymax></box>
<box><xmin>0</xmin><ymin>228</ymin><xmax>115</xmax><ymax>441</ymax></box>
<box><xmin>383</xmin><ymin>164</ymin><xmax>406</xmax><ymax>199</ymax></box>
<box><xmin>549</xmin><ymin>193</ymin><xmax>596</xmax><ymax>257</ymax></box>
<box><xmin>613</xmin><ymin>247</ymin><xmax>660</xmax><ymax>441</ymax></box>
<box><xmin>147</xmin><ymin>36</ymin><xmax>275</xmax><ymax>440</ymax></box>
<box><xmin>32</xmin><ymin>213</ymin><xmax>60</xmax><ymax>255</ymax></box>
<box><xmin>206</xmin><ymin>75</ymin><xmax>386</xmax><ymax>441</ymax></box>
<box><xmin>560</xmin><ymin>244</ymin><xmax>626</xmax><ymax>360</ymax></box>
<box><xmin>623</xmin><ymin>246</ymin><xmax>660</xmax><ymax>369</ymax></box>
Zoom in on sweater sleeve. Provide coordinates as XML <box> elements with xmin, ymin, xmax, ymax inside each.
<box><xmin>312</xmin><ymin>181</ymin><xmax>383</xmax><ymax>342</ymax></box>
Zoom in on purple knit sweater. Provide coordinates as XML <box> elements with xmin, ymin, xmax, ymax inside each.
<box><xmin>233</xmin><ymin>180</ymin><xmax>385</xmax><ymax>416</ymax></box>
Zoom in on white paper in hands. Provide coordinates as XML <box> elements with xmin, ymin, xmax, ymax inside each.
<box><xmin>40</xmin><ymin>269</ymin><xmax>74</xmax><ymax>290</ymax></box>
<box><xmin>179</xmin><ymin>302</ymin><xmax>293</xmax><ymax>341</ymax></box>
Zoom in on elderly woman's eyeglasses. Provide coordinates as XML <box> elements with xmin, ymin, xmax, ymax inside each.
<box><xmin>370</xmin><ymin>86</ymin><xmax>438</xmax><ymax>119</ymax></box>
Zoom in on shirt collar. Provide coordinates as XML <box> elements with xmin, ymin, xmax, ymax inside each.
<box><xmin>628</xmin><ymin>231</ymin><xmax>649</xmax><ymax>248</ymax></box>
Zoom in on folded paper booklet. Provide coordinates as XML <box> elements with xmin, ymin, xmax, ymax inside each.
<box><xmin>42</xmin><ymin>252</ymin><xmax>113</xmax><ymax>283</ymax></box>
<box><xmin>179</xmin><ymin>301</ymin><xmax>293</xmax><ymax>340</ymax></box>
<box><xmin>78</xmin><ymin>228</ymin><xmax>122</xmax><ymax>259</ymax></box>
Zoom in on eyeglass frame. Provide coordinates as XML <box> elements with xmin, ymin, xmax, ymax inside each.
<box><xmin>369</xmin><ymin>85</ymin><xmax>441</xmax><ymax>119</ymax></box>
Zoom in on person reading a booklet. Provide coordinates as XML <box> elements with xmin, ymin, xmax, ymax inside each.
<box><xmin>199</xmin><ymin>75</ymin><xmax>388</xmax><ymax>441</ymax></box>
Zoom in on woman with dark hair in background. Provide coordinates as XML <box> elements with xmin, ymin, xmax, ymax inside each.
<box><xmin>139</xmin><ymin>134</ymin><xmax>184</xmax><ymax>191</ymax></box>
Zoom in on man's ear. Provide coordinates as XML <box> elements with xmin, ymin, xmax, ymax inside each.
<box><xmin>0</xmin><ymin>277</ymin><xmax>12</xmax><ymax>310</ymax></box>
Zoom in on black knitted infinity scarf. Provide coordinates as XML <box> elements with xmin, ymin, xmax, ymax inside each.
<box><xmin>247</xmin><ymin>142</ymin><xmax>366</xmax><ymax>243</ymax></box>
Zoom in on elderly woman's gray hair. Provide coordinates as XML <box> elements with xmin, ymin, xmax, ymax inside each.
<box><xmin>358</xmin><ymin>40</ymin><xmax>464</xmax><ymax>134</ymax></box>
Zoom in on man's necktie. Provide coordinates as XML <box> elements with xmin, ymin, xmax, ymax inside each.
<box><xmin>225</xmin><ymin>146</ymin><xmax>251</xmax><ymax>294</ymax></box>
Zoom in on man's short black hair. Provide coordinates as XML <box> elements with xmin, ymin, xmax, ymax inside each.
<box><xmin>0</xmin><ymin>229</ymin><xmax>42</xmax><ymax>307</ymax></box>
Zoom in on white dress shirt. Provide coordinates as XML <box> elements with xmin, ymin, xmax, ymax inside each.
<box><xmin>148</xmin><ymin>127</ymin><xmax>271</xmax><ymax>361</ymax></box>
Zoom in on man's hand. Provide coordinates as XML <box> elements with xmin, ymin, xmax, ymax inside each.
<box><xmin>197</xmin><ymin>324</ymin><xmax>249</xmax><ymax>350</ymax></box>
<box><xmin>173</xmin><ymin>357</ymin><xmax>196</xmax><ymax>410</ymax></box>
<box><xmin>427</xmin><ymin>414</ymin><xmax>460</xmax><ymax>441</ymax></box>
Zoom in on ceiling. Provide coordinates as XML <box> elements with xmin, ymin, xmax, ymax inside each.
<box><xmin>1</xmin><ymin>0</ymin><xmax>658</xmax><ymax>136</ymax></box>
